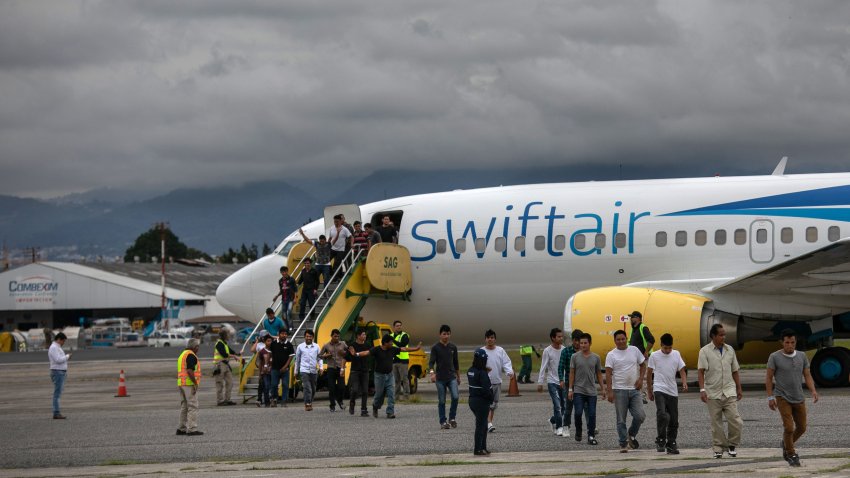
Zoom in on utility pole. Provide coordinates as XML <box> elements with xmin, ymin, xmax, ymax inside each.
<box><xmin>1</xmin><ymin>241</ymin><xmax>8</xmax><ymax>271</ymax></box>
<box><xmin>29</xmin><ymin>246</ymin><xmax>40</xmax><ymax>263</ymax></box>
<box><xmin>155</xmin><ymin>222</ymin><xmax>169</xmax><ymax>330</ymax></box>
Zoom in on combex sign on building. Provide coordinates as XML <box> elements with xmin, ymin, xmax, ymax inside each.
<box><xmin>8</xmin><ymin>275</ymin><xmax>59</xmax><ymax>309</ymax></box>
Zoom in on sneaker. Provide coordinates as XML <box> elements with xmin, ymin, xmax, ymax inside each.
<box><xmin>788</xmin><ymin>453</ymin><xmax>801</xmax><ymax>467</ymax></box>
<box><xmin>666</xmin><ymin>442</ymin><xmax>680</xmax><ymax>455</ymax></box>
<box><xmin>187</xmin><ymin>431</ymin><xmax>204</xmax><ymax>436</ymax></box>
<box><xmin>372</xmin><ymin>407</ymin><xmax>378</xmax><ymax>418</ymax></box>
<box><xmin>556</xmin><ymin>427</ymin><xmax>564</xmax><ymax>437</ymax></box>
<box><xmin>488</xmin><ymin>423</ymin><xmax>495</xmax><ymax>433</ymax></box>
<box><xmin>713</xmin><ymin>451</ymin><xmax>723</xmax><ymax>459</ymax></box>
<box><xmin>781</xmin><ymin>440</ymin><xmax>789</xmax><ymax>461</ymax></box>
<box><xmin>441</xmin><ymin>422</ymin><xmax>451</xmax><ymax>430</ymax></box>
<box><xmin>727</xmin><ymin>446</ymin><xmax>737</xmax><ymax>458</ymax></box>
<box><xmin>588</xmin><ymin>436</ymin><xmax>598</xmax><ymax>446</ymax></box>
<box><xmin>575</xmin><ymin>430</ymin><xmax>582</xmax><ymax>442</ymax></box>
<box><xmin>360</xmin><ymin>410</ymin><xmax>370</xmax><ymax>417</ymax></box>
<box><xmin>562</xmin><ymin>428</ymin><xmax>570</xmax><ymax>438</ymax></box>
<box><xmin>387</xmin><ymin>413</ymin><xmax>396</xmax><ymax>419</ymax></box>
<box><xmin>53</xmin><ymin>414</ymin><xmax>66</xmax><ymax>420</ymax></box>
<box><xmin>628</xmin><ymin>436</ymin><xmax>640</xmax><ymax>450</ymax></box>
<box><xmin>474</xmin><ymin>450</ymin><xmax>488</xmax><ymax>456</ymax></box>
<box><xmin>217</xmin><ymin>402</ymin><xmax>227</xmax><ymax>407</ymax></box>
<box><xmin>620</xmin><ymin>446</ymin><xmax>629</xmax><ymax>453</ymax></box>
<box><xmin>329</xmin><ymin>406</ymin><xmax>336</xmax><ymax>412</ymax></box>
<box><xmin>656</xmin><ymin>439</ymin><xmax>666</xmax><ymax>452</ymax></box>
<box><xmin>349</xmin><ymin>403</ymin><xmax>355</xmax><ymax>415</ymax></box>
<box><xmin>176</xmin><ymin>429</ymin><xmax>187</xmax><ymax>435</ymax></box>
<box><xmin>449</xmin><ymin>419</ymin><xmax>457</xmax><ymax>428</ymax></box>
<box><xmin>225</xmin><ymin>400</ymin><xmax>237</xmax><ymax>405</ymax></box>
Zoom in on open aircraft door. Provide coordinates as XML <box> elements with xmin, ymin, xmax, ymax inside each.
<box><xmin>324</xmin><ymin>204</ymin><xmax>361</xmax><ymax>231</ymax></box>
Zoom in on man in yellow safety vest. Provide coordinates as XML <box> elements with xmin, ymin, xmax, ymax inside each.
<box><xmin>391</xmin><ymin>320</ymin><xmax>411</xmax><ymax>401</ymax></box>
<box><xmin>213</xmin><ymin>330</ymin><xmax>240</xmax><ymax>406</ymax></box>
<box><xmin>177</xmin><ymin>339</ymin><xmax>203</xmax><ymax>436</ymax></box>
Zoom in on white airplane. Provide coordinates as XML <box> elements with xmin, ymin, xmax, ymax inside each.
<box><xmin>217</xmin><ymin>162</ymin><xmax>850</xmax><ymax>387</ymax></box>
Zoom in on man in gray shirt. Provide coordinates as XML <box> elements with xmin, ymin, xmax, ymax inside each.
<box><xmin>568</xmin><ymin>333</ymin><xmax>606</xmax><ymax>445</ymax></box>
<box><xmin>766</xmin><ymin>329</ymin><xmax>819</xmax><ymax>468</ymax></box>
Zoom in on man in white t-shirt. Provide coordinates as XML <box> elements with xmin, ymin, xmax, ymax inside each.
<box><xmin>647</xmin><ymin>333</ymin><xmax>688</xmax><ymax>455</ymax></box>
<box><xmin>482</xmin><ymin>329</ymin><xmax>514</xmax><ymax>433</ymax></box>
<box><xmin>327</xmin><ymin>214</ymin><xmax>352</xmax><ymax>277</ymax></box>
<box><xmin>605</xmin><ymin>329</ymin><xmax>646</xmax><ymax>453</ymax></box>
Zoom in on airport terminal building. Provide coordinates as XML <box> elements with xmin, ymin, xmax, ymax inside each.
<box><xmin>0</xmin><ymin>261</ymin><xmax>243</xmax><ymax>332</ymax></box>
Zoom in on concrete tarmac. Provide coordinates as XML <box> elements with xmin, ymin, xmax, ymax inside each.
<box><xmin>1</xmin><ymin>357</ymin><xmax>849</xmax><ymax>477</ymax></box>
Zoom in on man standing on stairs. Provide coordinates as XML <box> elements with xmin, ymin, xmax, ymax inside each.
<box><xmin>297</xmin><ymin>258</ymin><xmax>320</xmax><ymax>322</ymax></box>
<box><xmin>299</xmin><ymin>228</ymin><xmax>332</xmax><ymax>286</ymax></box>
<box><xmin>272</xmin><ymin>266</ymin><xmax>296</xmax><ymax>331</ymax></box>
<box><xmin>328</xmin><ymin>214</ymin><xmax>351</xmax><ymax>277</ymax></box>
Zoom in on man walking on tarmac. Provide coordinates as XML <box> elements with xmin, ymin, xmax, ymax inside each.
<box><xmin>354</xmin><ymin>334</ymin><xmax>422</xmax><ymax>418</ymax></box>
<box><xmin>391</xmin><ymin>320</ymin><xmax>412</xmax><ymax>401</ymax></box>
<box><xmin>295</xmin><ymin>329</ymin><xmax>321</xmax><ymax>411</ymax></box>
<box><xmin>177</xmin><ymin>339</ymin><xmax>203</xmax><ymax>436</ymax></box>
<box><xmin>320</xmin><ymin>329</ymin><xmax>348</xmax><ymax>412</ymax></box>
<box><xmin>519</xmin><ymin>344</ymin><xmax>541</xmax><ymax>383</ymax></box>
<box><xmin>606</xmin><ymin>329</ymin><xmax>646</xmax><ymax>453</ymax></box>
<box><xmin>646</xmin><ymin>333</ymin><xmax>687</xmax><ymax>454</ymax></box>
<box><xmin>269</xmin><ymin>329</ymin><xmax>294</xmax><ymax>407</ymax></box>
<box><xmin>346</xmin><ymin>329</ymin><xmax>372</xmax><ymax>416</ymax></box>
<box><xmin>213</xmin><ymin>330</ymin><xmax>240</xmax><ymax>406</ymax></box>
<box><xmin>628</xmin><ymin>311</ymin><xmax>654</xmax><ymax>404</ymax></box>
<box><xmin>483</xmin><ymin>329</ymin><xmax>514</xmax><ymax>433</ymax></box>
<box><xmin>430</xmin><ymin>325</ymin><xmax>461</xmax><ymax>429</ymax></box>
<box><xmin>538</xmin><ymin>328</ymin><xmax>566</xmax><ymax>437</ymax></box>
<box><xmin>698</xmin><ymin>324</ymin><xmax>744</xmax><ymax>459</ymax></box>
<box><xmin>766</xmin><ymin>329</ymin><xmax>818</xmax><ymax>467</ymax></box>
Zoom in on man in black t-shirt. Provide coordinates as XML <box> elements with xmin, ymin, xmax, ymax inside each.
<box><xmin>297</xmin><ymin>259</ymin><xmax>320</xmax><ymax>320</ymax></box>
<box><xmin>355</xmin><ymin>334</ymin><xmax>421</xmax><ymax>418</ymax></box>
<box><xmin>376</xmin><ymin>215</ymin><xmax>398</xmax><ymax>244</ymax></box>
<box><xmin>345</xmin><ymin>329</ymin><xmax>373</xmax><ymax>416</ymax></box>
<box><xmin>269</xmin><ymin>329</ymin><xmax>295</xmax><ymax>406</ymax></box>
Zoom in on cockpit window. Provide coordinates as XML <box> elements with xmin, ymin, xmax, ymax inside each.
<box><xmin>277</xmin><ymin>240</ymin><xmax>299</xmax><ymax>257</ymax></box>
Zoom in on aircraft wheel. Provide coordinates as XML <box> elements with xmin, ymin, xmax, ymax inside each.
<box><xmin>811</xmin><ymin>347</ymin><xmax>850</xmax><ymax>388</ymax></box>
<box><xmin>408</xmin><ymin>374</ymin><xmax>418</xmax><ymax>395</ymax></box>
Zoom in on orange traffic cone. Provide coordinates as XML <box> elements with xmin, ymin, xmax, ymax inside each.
<box><xmin>115</xmin><ymin>369</ymin><xmax>130</xmax><ymax>397</ymax></box>
<box><xmin>507</xmin><ymin>374</ymin><xmax>521</xmax><ymax>397</ymax></box>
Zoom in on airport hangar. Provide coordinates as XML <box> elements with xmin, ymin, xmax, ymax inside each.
<box><xmin>0</xmin><ymin>261</ymin><xmax>245</xmax><ymax>332</ymax></box>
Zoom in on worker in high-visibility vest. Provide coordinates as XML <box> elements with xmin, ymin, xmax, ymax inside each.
<box><xmin>177</xmin><ymin>339</ymin><xmax>203</xmax><ymax>436</ymax></box>
<box><xmin>213</xmin><ymin>330</ymin><xmax>240</xmax><ymax>406</ymax></box>
<box><xmin>518</xmin><ymin>344</ymin><xmax>541</xmax><ymax>383</ymax></box>
<box><xmin>391</xmin><ymin>320</ymin><xmax>411</xmax><ymax>401</ymax></box>
<box><xmin>628</xmin><ymin>311</ymin><xmax>655</xmax><ymax>404</ymax></box>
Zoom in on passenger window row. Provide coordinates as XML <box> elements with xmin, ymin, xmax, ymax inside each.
<box><xmin>431</xmin><ymin>226</ymin><xmax>842</xmax><ymax>255</ymax></box>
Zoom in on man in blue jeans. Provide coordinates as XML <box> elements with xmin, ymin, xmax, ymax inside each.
<box><xmin>269</xmin><ymin>329</ymin><xmax>294</xmax><ymax>407</ymax></box>
<box><xmin>48</xmin><ymin>332</ymin><xmax>71</xmax><ymax>419</ymax></box>
<box><xmin>606</xmin><ymin>329</ymin><xmax>647</xmax><ymax>453</ymax></box>
<box><xmin>429</xmin><ymin>325</ymin><xmax>460</xmax><ymax>429</ymax></box>
<box><xmin>538</xmin><ymin>327</ymin><xmax>567</xmax><ymax>436</ymax></box>
<box><xmin>568</xmin><ymin>333</ymin><xmax>606</xmax><ymax>445</ymax></box>
<box><xmin>357</xmin><ymin>334</ymin><xmax>421</xmax><ymax>418</ymax></box>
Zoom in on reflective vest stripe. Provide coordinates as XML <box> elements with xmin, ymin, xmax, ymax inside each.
<box><xmin>520</xmin><ymin>345</ymin><xmax>533</xmax><ymax>355</ymax></box>
<box><xmin>392</xmin><ymin>332</ymin><xmax>409</xmax><ymax>360</ymax></box>
<box><xmin>177</xmin><ymin>350</ymin><xmax>201</xmax><ymax>386</ymax></box>
<box><xmin>213</xmin><ymin>339</ymin><xmax>232</xmax><ymax>364</ymax></box>
<box><xmin>629</xmin><ymin>323</ymin><xmax>653</xmax><ymax>353</ymax></box>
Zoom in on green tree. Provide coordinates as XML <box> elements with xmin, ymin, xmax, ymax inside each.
<box><xmin>124</xmin><ymin>227</ymin><xmax>210</xmax><ymax>263</ymax></box>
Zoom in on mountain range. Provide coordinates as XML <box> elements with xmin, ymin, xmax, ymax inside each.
<box><xmin>0</xmin><ymin>163</ymin><xmax>745</xmax><ymax>262</ymax></box>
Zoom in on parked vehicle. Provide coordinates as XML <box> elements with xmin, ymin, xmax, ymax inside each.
<box><xmin>115</xmin><ymin>333</ymin><xmax>147</xmax><ymax>348</ymax></box>
<box><xmin>147</xmin><ymin>332</ymin><xmax>190</xmax><ymax>348</ymax></box>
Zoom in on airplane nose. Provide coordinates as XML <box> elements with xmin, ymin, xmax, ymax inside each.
<box><xmin>216</xmin><ymin>265</ymin><xmax>255</xmax><ymax>321</ymax></box>
<box><xmin>216</xmin><ymin>254</ymin><xmax>286</xmax><ymax>322</ymax></box>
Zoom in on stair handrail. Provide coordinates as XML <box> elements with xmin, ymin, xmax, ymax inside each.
<box><xmin>290</xmin><ymin>247</ymin><xmax>363</xmax><ymax>341</ymax></box>
<box><xmin>236</xmin><ymin>246</ymin><xmax>316</xmax><ymax>357</ymax></box>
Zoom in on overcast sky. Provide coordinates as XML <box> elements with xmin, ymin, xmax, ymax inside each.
<box><xmin>2</xmin><ymin>0</ymin><xmax>849</xmax><ymax>198</ymax></box>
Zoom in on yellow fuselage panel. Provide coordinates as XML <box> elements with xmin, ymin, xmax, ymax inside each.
<box><xmin>366</xmin><ymin>243</ymin><xmax>412</xmax><ymax>294</ymax></box>
<box><xmin>569</xmin><ymin>287</ymin><xmax>710</xmax><ymax>368</ymax></box>
<box><xmin>287</xmin><ymin>242</ymin><xmax>314</xmax><ymax>277</ymax></box>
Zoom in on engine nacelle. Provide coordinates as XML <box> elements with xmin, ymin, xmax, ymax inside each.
<box><xmin>565</xmin><ymin>287</ymin><xmax>714</xmax><ymax>368</ymax></box>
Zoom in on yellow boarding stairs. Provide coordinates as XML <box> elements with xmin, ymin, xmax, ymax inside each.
<box><xmin>238</xmin><ymin>243</ymin><xmax>413</xmax><ymax>402</ymax></box>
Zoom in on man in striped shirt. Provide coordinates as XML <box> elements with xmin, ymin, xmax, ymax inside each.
<box><xmin>558</xmin><ymin>329</ymin><xmax>583</xmax><ymax>436</ymax></box>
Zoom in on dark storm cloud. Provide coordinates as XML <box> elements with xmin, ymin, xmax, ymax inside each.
<box><xmin>1</xmin><ymin>0</ymin><xmax>849</xmax><ymax>198</ymax></box>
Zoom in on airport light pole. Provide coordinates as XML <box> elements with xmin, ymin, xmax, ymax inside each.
<box><xmin>155</xmin><ymin>222</ymin><xmax>169</xmax><ymax>330</ymax></box>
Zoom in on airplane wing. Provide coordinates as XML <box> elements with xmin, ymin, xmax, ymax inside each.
<box><xmin>704</xmin><ymin>238</ymin><xmax>850</xmax><ymax>301</ymax></box>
